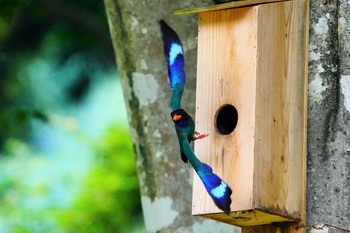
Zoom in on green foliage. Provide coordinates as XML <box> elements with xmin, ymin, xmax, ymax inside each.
<box><xmin>0</xmin><ymin>0</ymin><xmax>114</xmax><ymax>146</ymax></box>
<box><xmin>0</xmin><ymin>126</ymin><xmax>144</xmax><ymax>233</ymax></box>
<box><xmin>0</xmin><ymin>0</ymin><xmax>31</xmax><ymax>22</ymax></box>
<box><xmin>56</xmin><ymin>126</ymin><xmax>144</xmax><ymax>233</ymax></box>
<box><xmin>0</xmin><ymin>140</ymin><xmax>62</xmax><ymax>233</ymax></box>
<box><xmin>0</xmin><ymin>0</ymin><xmax>144</xmax><ymax>232</ymax></box>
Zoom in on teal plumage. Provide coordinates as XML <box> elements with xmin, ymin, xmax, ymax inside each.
<box><xmin>160</xmin><ymin>20</ymin><xmax>232</xmax><ymax>214</ymax></box>
<box><xmin>171</xmin><ymin>109</ymin><xmax>232</xmax><ymax>214</ymax></box>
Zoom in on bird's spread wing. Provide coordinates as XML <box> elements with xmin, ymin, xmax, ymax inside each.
<box><xmin>160</xmin><ymin>20</ymin><xmax>231</xmax><ymax>214</ymax></box>
<box><xmin>159</xmin><ymin>20</ymin><xmax>186</xmax><ymax>110</ymax></box>
<box><xmin>182</xmin><ymin>139</ymin><xmax>232</xmax><ymax>214</ymax></box>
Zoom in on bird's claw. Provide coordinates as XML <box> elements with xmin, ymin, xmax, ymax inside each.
<box><xmin>193</xmin><ymin>131</ymin><xmax>209</xmax><ymax>140</ymax></box>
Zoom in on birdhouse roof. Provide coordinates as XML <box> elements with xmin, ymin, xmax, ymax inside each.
<box><xmin>174</xmin><ymin>0</ymin><xmax>287</xmax><ymax>15</ymax></box>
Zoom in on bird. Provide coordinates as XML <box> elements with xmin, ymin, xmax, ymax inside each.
<box><xmin>159</xmin><ymin>19</ymin><xmax>232</xmax><ymax>214</ymax></box>
<box><xmin>171</xmin><ymin>109</ymin><xmax>232</xmax><ymax>214</ymax></box>
<box><xmin>159</xmin><ymin>19</ymin><xmax>208</xmax><ymax>163</ymax></box>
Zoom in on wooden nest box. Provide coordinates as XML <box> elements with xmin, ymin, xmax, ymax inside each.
<box><xmin>176</xmin><ymin>0</ymin><xmax>309</xmax><ymax>228</ymax></box>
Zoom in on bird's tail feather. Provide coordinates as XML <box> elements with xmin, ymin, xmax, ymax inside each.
<box><xmin>197</xmin><ymin>163</ymin><xmax>232</xmax><ymax>215</ymax></box>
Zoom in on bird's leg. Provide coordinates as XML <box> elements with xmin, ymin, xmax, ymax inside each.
<box><xmin>192</xmin><ymin>131</ymin><xmax>209</xmax><ymax>141</ymax></box>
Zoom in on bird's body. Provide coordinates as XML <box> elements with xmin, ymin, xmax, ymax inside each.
<box><xmin>171</xmin><ymin>109</ymin><xmax>196</xmax><ymax>164</ymax></box>
<box><xmin>160</xmin><ymin>20</ymin><xmax>232</xmax><ymax>214</ymax></box>
<box><xmin>171</xmin><ymin>109</ymin><xmax>232</xmax><ymax>214</ymax></box>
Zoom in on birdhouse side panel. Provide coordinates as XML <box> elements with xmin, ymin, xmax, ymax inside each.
<box><xmin>254</xmin><ymin>1</ymin><xmax>308</xmax><ymax>219</ymax></box>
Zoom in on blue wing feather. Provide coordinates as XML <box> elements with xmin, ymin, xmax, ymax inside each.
<box><xmin>159</xmin><ymin>20</ymin><xmax>186</xmax><ymax>110</ymax></box>
<box><xmin>160</xmin><ymin>20</ymin><xmax>232</xmax><ymax>214</ymax></box>
<box><xmin>198</xmin><ymin>163</ymin><xmax>232</xmax><ymax>215</ymax></box>
<box><xmin>182</xmin><ymin>139</ymin><xmax>232</xmax><ymax>214</ymax></box>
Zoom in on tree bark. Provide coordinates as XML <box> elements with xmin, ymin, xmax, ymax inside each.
<box><xmin>104</xmin><ymin>0</ymin><xmax>350</xmax><ymax>232</ymax></box>
<box><xmin>103</xmin><ymin>0</ymin><xmax>240</xmax><ymax>232</ymax></box>
<box><xmin>306</xmin><ymin>0</ymin><xmax>350</xmax><ymax>231</ymax></box>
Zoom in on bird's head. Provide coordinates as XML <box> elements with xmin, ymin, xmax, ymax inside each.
<box><xmin>171</xmin><ymin>109</ymin><xmax>189</xmax><ymax>127</ymax></box>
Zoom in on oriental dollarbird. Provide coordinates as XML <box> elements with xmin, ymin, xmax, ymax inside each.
<box><xmin>159</xmin><ymin>20</ymin><xmax>232</xmax><ymax>214</ymax></box>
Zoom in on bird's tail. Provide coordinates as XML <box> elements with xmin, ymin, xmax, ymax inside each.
<box><xmin>196</xmin><ymin>163</ymin><xmax>232</xmax><ymax>215</ymax></box>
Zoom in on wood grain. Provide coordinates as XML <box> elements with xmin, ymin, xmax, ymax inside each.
<box><xmin>192</xmin><ymin>0</ymin><xmax>308</xmax><ymax>229</ymax></box>
<box><xmin>193</xmin><ymin>6</ymin><xmax>258</xmax><ymax>215</ymax></box>
<box><xmin>174</xmin><ymin>0</ymin><xmax>287</xmax><ymax>15</ymax></box>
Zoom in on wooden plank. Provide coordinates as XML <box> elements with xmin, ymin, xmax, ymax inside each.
<box><xmin>246</xmin><ymin>0</ymin><xmax>309</xmax><ymax>231</ymax></box>
<box><xmin>242</xmin><ymin>221</ymin><xmax>306</xmax><ymax>233</ymax></box>
<box><xmin>254</xmin><ymin>0</ymin><xmax>308</xmax><ymax>226</ymax></box>
<box><xmin>174</xmin><ymin>0</ymin><xmax>287</xmax><ymax>15</ymax></box>
<box><xmin>242</xmin><ymin>225</ymin><xmax>281</xmax><ymax>233</ymax></box>
<box><xmin>193</xmin><ymin>6</ymin><xmax>259</xmax><ymax>215</ymax></box>
<box><xmin>288</xmin><ymin>0</ymin><xmax>309</xmax><ymax>231</ymax></box>
<box><xmin>254</xmin><ymin>0</ymin><xmax>303</xmax><ymax>218</ymax></box>
<box><xmin>192</xmin><ymin>0</ymin><xmax>308</xmax><ymax>229</ymax></box>
<box><xmin>195</xmin><ymin>210</ymin><xmax>295</xmax><ymax>227</ymax></box>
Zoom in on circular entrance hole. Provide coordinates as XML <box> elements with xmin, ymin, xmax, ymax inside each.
<box><xmin>215</xmin><ymin>104</ymin><xmax>238</xmax><ymax>135</ymax></box>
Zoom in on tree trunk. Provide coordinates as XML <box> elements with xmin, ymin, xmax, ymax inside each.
<box><xmin>104</xmin><ymin>0</ymin><xmax>350</xmax><ymax>232</ymax></box>
<box><xmin>307</xmin><ymin>0</ymin><xmax>350</xmax><ymax>231</ymax></box>
<box><xmin>103</xmin><ymin>0</ymin><xmax>240</xmax><ymax>232</ymax></box>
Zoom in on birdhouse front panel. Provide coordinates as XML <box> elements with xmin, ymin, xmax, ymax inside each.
<box><xmin>193</xmin><ymin>6</ymin><xmax>258</xmax><ymax>215</ymax></box>
<box><xmin>192</xmin><ymin>0</ymin><xmax>308</xmax><ymax>227</ymax></box>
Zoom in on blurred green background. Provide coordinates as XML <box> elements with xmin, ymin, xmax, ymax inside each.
<box><xmin>0</xmin><ymin>0</ymin><xmax>144</xmax><ymax>232</ymax></box>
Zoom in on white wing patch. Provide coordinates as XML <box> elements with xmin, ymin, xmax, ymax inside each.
<box><xmin>169</xmin><ymin>43</ymin><xmax>183</xmax><ymax>66</ymax></box>
<box><xmin>210</xmin><ymin>181</ymin><xmax>227</xmax><ymax>198</ymax></box>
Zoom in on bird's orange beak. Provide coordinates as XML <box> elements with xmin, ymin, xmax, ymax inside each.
<box><xmin>172</xmin><ymin>114</ymin><xmax>182</xmax><ymax>121</ymax></box>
